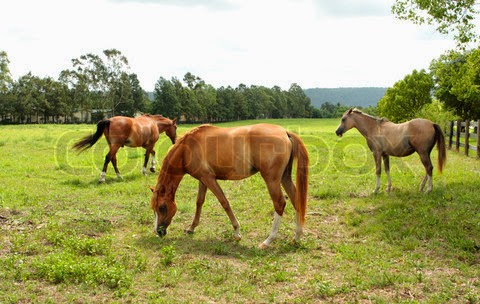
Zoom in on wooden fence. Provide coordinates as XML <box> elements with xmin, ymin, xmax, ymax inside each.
<box><xmin>446</xmin><ymin>120</ymin><xmax>480</xmax><ymax>158</ymax></box>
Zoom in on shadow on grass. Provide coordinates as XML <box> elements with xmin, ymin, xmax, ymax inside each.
<box><xmin>61</xmin><ymin>172</ymin><xmax>154</xmax><ymax>188</ymax></box>
<box><xmin>135</xmin><ymin>233</ymin><xmax>305</xmax><ymax>259</ymax></box>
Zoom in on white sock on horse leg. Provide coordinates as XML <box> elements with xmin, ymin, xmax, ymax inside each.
<box><xmin>260</xmin><ymin>212</ymin><xmax>282</xmax><ymax>248</ymax></box>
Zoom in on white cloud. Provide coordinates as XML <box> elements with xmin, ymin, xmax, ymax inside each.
<box><xmin>0</xmin><ymin>0</ymin><xmax>456</xmax><ymax>91</ymax></box>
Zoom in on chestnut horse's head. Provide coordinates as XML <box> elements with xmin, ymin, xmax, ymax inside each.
<box><xmin>335</xmin><ymin>108</ymin><xmax>356</xmax><ymax>137</ymax></box>
<box><xmin>165</xmin><ymin>118</ymin><xmax>177</xmax><ymax>145</ymax></box>
<box><xmin>149</xmin><ymin>115</ymin><xmax>178</xmax><ymax>145</ymax></box>
<box><xmin>150</xmin><ymin>185</ymin><xmax>177</xmax><ymax>237</ymax></box>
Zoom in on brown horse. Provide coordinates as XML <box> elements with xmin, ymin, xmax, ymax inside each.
<box><xmin>150</xmin><ymin>123</ymin><xmax>309</xmax><ymax>249</ymax></box>
<box><xmin>73</xmin><ymin>114</ymin><xmax>177</xmax><ymax>182</ymax></box>
<box><xmin>335</xmin><ymin>109</ymin><xmax>446</xmax><ymax>193</ymax></box>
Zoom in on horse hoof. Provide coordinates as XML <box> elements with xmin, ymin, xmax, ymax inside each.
<box><xmin>150</xmin><ymin>168</ymin><xmax>156</xmax><ymax>173</ymax></box>
<box><xmin>258</xmin><ymin>242</ymin><xmax>269</xmax><ymax>249</ymax></box>
<box><xmin>184</xmin><ymin>229</ymin><xmax>194</xmax><ymax>235</ymax></box>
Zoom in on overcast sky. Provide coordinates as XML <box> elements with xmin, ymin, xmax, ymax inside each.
<box><xmin>1</xmin><ymin>0</ymin><xmax>456</xmax><ymax>91</ymax></box>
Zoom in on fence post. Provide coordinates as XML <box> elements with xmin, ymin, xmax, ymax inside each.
<box><xmin>456</xmin><ymin>120</ymin><xmax>461</xmax><ymax>152</ymax></box>
<box><xmin>477</xmin><ymin>119</ymin><xmax>480</xmax><ymax>159</ymax></box>
<box><xmin>448</xmin><ymin>121</ymin><xmax>454</xmax><ymax>149</ymax></box>
<box><xmin>465</xmin><ymin>120</ymin><xmax>470</xmax><ymax>156</ymax></box>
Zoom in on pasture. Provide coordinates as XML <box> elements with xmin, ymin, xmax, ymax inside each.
<box><xmin>1</xmin><ymin>119</ymin><xmax>479</xmax><ymax>303</ymax></box>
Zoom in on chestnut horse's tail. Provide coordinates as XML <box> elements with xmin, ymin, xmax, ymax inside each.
<box><xmin>73</xmin><ymin>119</ymin><xmax>110</xmax><ymax>152</ymax></box>
<box><xmin>286</xmin><ymin>131</ymin><xmax>309</xmax><ymax>227</ymax></box>
<box><xmin>434</xmin><ymin>124</ymin><xmax>446</xmax><ymax>174</ymax></box>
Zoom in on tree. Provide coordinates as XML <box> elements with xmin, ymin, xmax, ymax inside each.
<box><xmin>65</xmin><ymin>49</ymin><xmax>132</xmax><ymax>117</ymax></box>
<box><xmin>153</xmin><ymin>77</ymin><xmax>181</xmax><ymax>118</ymax></box>
<box><xmin>0</xmin><ymin>51</ymin><xmax>13</xmax><ymax>94</ymax></box>
<box><xmin>0</xmin><ymin>51</ymin><xmax>14</xmax><ymax>122</ymax></box>
<box><xmin>392</xmin><ymin>0</ymin><xmax>479</xmax><ymax>46</ymax></box>
<box><xmin>287</xmin><ymin>83</ymin><xmax>312</xmax><ymax>118</ymax></box>
<box><xmin>378</xmin><ymin>69</ymin><xmax>433</xmax><ymax>122</ymax></box>
<box><xmin>431</xmin><ymin>49</ymin><xmax>480</xmax><ymax>120</ymax></box>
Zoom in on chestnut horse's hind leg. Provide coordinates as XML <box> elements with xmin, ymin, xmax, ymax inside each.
<box><xmin>259</xmin><ymin>178</ymin><xmax>287</xmax><ymax>249</ymax></box>
<box><xmin>185</xmin><ymin>181</ymin><xmax>207</xmax><ymax>234</ymax></box>
<box><xmin>281</xmin><ymin>176</ymin><xmax>302</xmax><ymax>242</ymax></box>
<box><xmin>201</xmin><ymin>177</ymin><xmax>241</xmax><ymax>240</ymax></box>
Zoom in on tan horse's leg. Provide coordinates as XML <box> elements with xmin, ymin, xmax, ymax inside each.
<box><xmin>259</xmin><ymin>178</ymin><xmax>287</xmax><ymax>249</ymax></box>
<box><xmin>418</xmin><ymin>152</ymin><xmax>434</xmax><ymax>192</ymax></box>
<box><xmin>185</xmin><ymin>181</ymin><xmax>207</xmax><ymax>234</ymax></box>
<box><xmin>383</xmin><ymin>155</ymin><xmax>392</xmax><ymax>192</ymax></box>
<box><xmin>373</xmin><ymin>152</ymin><xmax>382</xmax><ymax>193</ymax></box>
<box><xmin>201</xmin><ymin>177</ymin><xmax>241</xmax><ymax>240</ymax></box>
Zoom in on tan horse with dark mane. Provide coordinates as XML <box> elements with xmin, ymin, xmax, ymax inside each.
<box><xmin>73</xmin><ymin>114</ymin><xmax>177</xmax><ymax>182</ymax></box>
<box><xmin>336</xmin><ymin>108</ymin><xmax>446</xmax><ymax>193</ymax></box>
<box><xmin>150</xmin><ymin>123</ymin><xmax>309</xmax><ymax>249</ymax></box>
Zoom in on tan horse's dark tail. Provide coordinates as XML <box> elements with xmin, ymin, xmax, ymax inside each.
<box><xmin>434</xmin><ymin>124</ymin><xmax>446</xmax><ymax>174</ymax></box>
<box><xmin>73</xmin><ymin>119</ymin><xmax>110</xmax><ymax>152</ymax></box>
<box><xmin>287</xmin><ymin>131</ymin><xmax>309</xmax><ymax>227</ymax></box>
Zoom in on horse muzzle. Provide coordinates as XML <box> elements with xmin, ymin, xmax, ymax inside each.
<box><xmin>335</xmin><ymin>128</ymin><xmax>344</xmax><ymax>137</ymax></box>
<box><xmin>156</xmin><ymin>225</ymin><xmax>167</xmax><ymax>237</ymax></box>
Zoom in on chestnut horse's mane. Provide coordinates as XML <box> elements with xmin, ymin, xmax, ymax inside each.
<box><xmin>154</xmin><ymin>124</ymin><xmax>213</xmax><ymax>194</ymax></box>
<box><xmin>175</xmin><ymin>124</ymin><xmax>213</xmax><ymax>145</ymax></box>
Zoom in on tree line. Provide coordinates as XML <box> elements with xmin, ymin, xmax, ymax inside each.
<box><xmin>378</xmin><ymin>46</ymin><xmax>480</xmax><ymax>124</ymax></box>
<box><xmin>0</xmin><ymin>49</ymin><xmax>317</xmax><ymax>124</ymax></box>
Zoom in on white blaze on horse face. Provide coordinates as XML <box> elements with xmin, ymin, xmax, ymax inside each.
<box><xmin>154</xmin><ymin>210</ymin><xmax>159</xmax><ymax>233</ymax></box>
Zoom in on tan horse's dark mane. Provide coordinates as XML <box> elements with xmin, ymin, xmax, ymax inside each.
<box><xmin>351</xmin><ymin>108</ymin><xmax>388</xmax><ymax>124</ymax></box>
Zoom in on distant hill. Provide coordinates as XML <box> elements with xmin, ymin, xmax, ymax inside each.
<box><xmin>304</xmin><ymin>87</ymin><xmax>387</xmax><ymax>108</ymax></box>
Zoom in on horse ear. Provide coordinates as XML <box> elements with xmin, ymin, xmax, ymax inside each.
<box><xmin>347</xmin><ymin>108</ymin><xmax>353</xmax><ymax>114</ymax></box>
<box><xmin>149</xmin><ymin>186</ymin><xmax>155</xmax><ymax>192</ymax></box>
<box><xmin>172</xmin><ymin>118</ymin><xmax>177</xmax><ymax>124</ymax></box>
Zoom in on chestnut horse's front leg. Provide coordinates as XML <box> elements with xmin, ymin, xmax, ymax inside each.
<box><xmin>185</xmin><ymin>181</ymin><xmax>207</xmax><ymax>234</ymax></box>
<box><xmin>201</xmin><ymin>177</ymin><xmax>241</xmax><ymax>240</ymax></box>
<box><xmin>143</xmin><ymin>144</ymin><xmax>158</xmax><ymax>175</ymax></box>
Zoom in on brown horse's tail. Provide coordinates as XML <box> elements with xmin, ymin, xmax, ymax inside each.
<box><xmin>287</xmin><ymin>131</ymin><xmax>309</xmax><ymax>227</ymax></box>
<box><xmin>434</xmin><ymin>124</ymin><xmax>446</xmax><ymax>174</ymax></box>
<box><xmin>73</xmin><ymin>119</ymin><xmax>110</xmax><ymax>152</ymax></box>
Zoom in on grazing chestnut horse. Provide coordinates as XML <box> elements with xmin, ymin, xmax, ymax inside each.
<box><xmin>335</xmin><ymin>109</ymin><xmax>446</xmax><ymax>193</ymax></box>
<box><xmin>150</xmin><ymin>123</ymin><xmax>309</xmax><ymax>249</ymax></box>
<box><xmin>73</xmin><ymin>114</ymin><xmax>177</xmax><ymax>183</ymax></box>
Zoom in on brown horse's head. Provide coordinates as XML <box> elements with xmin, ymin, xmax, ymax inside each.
<box><xmin>335</xmin><ymin>108</ymin><xmax>356</xmax><ymax>137</ymax></box>
<box><xmin>165</xmin><ymin>118</ymin><xmax>178</xmax><ymax>144</ymax></box>
<box><xmin>150</xmin><ymin>185</ymin><xmax>177</xmax><ymax>237</ymax></box>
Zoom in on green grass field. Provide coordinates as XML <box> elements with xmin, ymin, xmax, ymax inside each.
<box><xmin>1</xmin><ymin>119</ymin><xmax>479</xmax><ymax>303</ymax></box>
